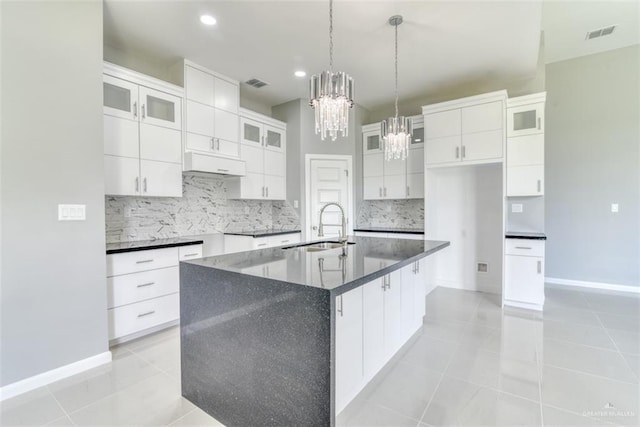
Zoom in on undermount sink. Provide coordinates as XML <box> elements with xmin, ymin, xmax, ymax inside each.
<box><xmin>283</xmin><ymin>241</ymin><xmax>355</xmax><ymax>252</ymax></box>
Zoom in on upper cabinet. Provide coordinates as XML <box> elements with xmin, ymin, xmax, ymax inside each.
<box><xmin>103</xmin><ymin>63</ymin><xmax>183</xmax><ymax>197</ymax></box>
<box><xmin>183</xmin><ymin>62</ymin><xmax>240</xmax><ymax>159</ymax></box>
<box><xmin>422</xmin><ymin>91</ymin><xmax>507</xmax><ymax>167</ymax></box>
<box><xmin>506</xmin><ymin>92</ymin><xmax>546</xmax><ymax>196</ymax></box>
<box><xmin>227</xmin><ymin>108</ymin><xmax>287</xmax><ymax>200</ymax></box>
<box><xmin>362</xmin><ymin>116</ymin><xmax>423</xmax><ymax>200</ymax></box>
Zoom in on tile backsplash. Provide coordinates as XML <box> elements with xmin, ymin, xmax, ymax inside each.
<box><xmin>356</xmin><ymin>199</ymin><xmax>424</xmax><ymax>229</ymax></box>
<box><xmin>105</xmin><ymin>173</ymin><xmax>300</xmax><ymax>243</ymax></box>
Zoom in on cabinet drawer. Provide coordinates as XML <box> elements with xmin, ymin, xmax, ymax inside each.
<box><xmin>107</xmin><ymin>247</ymin><xmax>179</xmax><ymax>277</ymax></box>
<box><xmin>268</xmin><ymin>233</ymin><xmax>300</xmax><ymax>247</ymax></box>
<box><xmin>505</xmin><ymin>239</ymin><xmax>544</xmax><ymax>257</ymax></box>
<box><xmin>108</xmin><ymin>293</ymin><xmax>179</xmax><ymax>340</ymax></box>
<box><xmin>107</xmin><ymin>266</ymin><xmax>179</xmax><ymax>309</ymax></box>
<box><xmin>179</xmin><ymin>244</ymin><xmax>203</xmax><ymax>261</ymax></box>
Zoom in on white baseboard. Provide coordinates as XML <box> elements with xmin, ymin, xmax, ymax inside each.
<box><xmin>0</xmin><ymin>351</ymin><xmax>112</xmax><ymax>401</ymax></box>
<box><xmin>546</xmin><ymin>277</ymin><xmax>640</xmax><ymax>294</ymax></box>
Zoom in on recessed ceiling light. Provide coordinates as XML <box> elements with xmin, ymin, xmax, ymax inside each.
<box><xmin>294</xmin><ymin>70</ymin><xmax>306</xmax><ymax>78</ymax></box>
<box><xmin>200</xmin><ymin>15</ymin><xmax>217</xmax><ymax>26</ymax></box>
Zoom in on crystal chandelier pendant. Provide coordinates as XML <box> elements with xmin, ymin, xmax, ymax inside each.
<box><xmin>309</xmin><ymin>71</ymin><xmax>354</xmax><ymax>141</ymax></box>
<box><xmin>309</xmin><ymin>0</ymin><xmax>355</xmax><ymax>141</ymax></box>
<box><xmin>382</xmin><ymin>116</ymin><xmax>412</xmax><ymax>160</ymax></box>
<box><xmin>381</xmin><ymin>15</ymin><xmax>412</xmax><ymax>161</ymax></box>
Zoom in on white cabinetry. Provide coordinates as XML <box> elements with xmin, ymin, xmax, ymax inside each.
<box><xmin>504</xmin><ymin>239</ymin><xmax>545</xmax><ymax>310</ymax></box>
<box><xmin>362</xmin><ymin>116</ymin><xmax>424</xmax><ymax>200</ymax></box>
<box><xmin>106</xmin><ymin>243</ymin><xmax>203</xmax><ymax>342</ymax></box>
<box><xmin>224</xmin><ymin>232</ymin><xmax>301</xmax><ymax>254</ymax></box>
<box><xmin>507</xmin><ymin>93</ymin><xmax>546</xmax><ymax>196</ymax></box>
<box><xmin>423</xmin><ymin>95</ymin><xmax>505</xmax><ymax>166</ymax></box>
<box><xmin>227</xmin><ymin>109</ymin><xmax>287</xmax><ymax>200</ymax></box>
<box><xmin>103</xmin><ymin>63</ymin><xmax>183</xmax><ymax>197</ymax></box>
<box><xmin>184</xmin><ymin>62</ymin><xmax>240</xmax><ymax>158</ymax></box>
<box><xmin>335</xmin><ymin>286</ymin><xmax>364</xmax><ymax>414</ymax></box>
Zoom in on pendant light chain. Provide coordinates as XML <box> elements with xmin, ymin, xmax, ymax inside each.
<box><xmin>329</xmin><ymin>0</ymin><xmax>333</xmax><ymax>72</ymax></box>
<box><xmin>394</xmin><ymin>21</ymin><xmax>399</xmax><ymax>120</ymax></box>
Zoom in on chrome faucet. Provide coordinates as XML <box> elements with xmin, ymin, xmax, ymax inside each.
<box><xmin>318</xmin><ymin>202</ymin><xmax>348</xmax><ymax>245</ymax></box>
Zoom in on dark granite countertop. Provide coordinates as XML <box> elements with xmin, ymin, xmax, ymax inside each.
<box><xmin>224</xmin><ymin>229</ymin><xmax>302</xmax><ymax>238</ymax></box>
<box><xmin>505</xmin><ymin>231</ymin><xmax>547</xmax><ymax>240</ymax></box>
<box><xmin>354</xmin><ymin>227</ymin><xmax>425</xmax><ymax>235</ymax></box>
<box><xmin>106</xmin><ymin>237</ymin><xmax>204</xmax><ymax>254</ymax></box>
<box><xmin>183</xmin><ymin>236</ymin><xmax>449</xmax><ymax>294</ymax></box>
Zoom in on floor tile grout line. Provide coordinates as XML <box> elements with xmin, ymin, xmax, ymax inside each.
<box><xmin>46</xmin><ymin>387</ymin><xmax>75</xmax><ymax>426</ymax></box>
<box><xmin>536</xmin><ymin>336</ymin><xmax>544</xmax><ymax>427</ymax></box>
<box><xmin>416</xmin><ymin>336</ymin><xmax>458</xmax><ymax>425</ymax></box>
<box><xmin>542</xmin><ymin>335</ymin><xmax>623</xmax><ymax>353</ymax></box>
<box><xmin>166</xmin><ymin>407</ymin><xmax>197</xmax><ymax>426</ymax></box>
<box><xmin>542</xmin><ymin>361</ymin><xmax>639</xmax><ymax>386</ymax></box>
<box><xmin>593</xmin><ymin>309</ymin><xmax>640</xmax><ymax>384</ymax></box>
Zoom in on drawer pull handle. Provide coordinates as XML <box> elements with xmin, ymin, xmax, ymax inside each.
<box><xmin>136</xmin><ymin>259</ymin><xmax>154</xmax><ymax>264</ymax></box>
<box><xmin>537</xmin><ymin>260</ymin><xmax>542</xmax><ymax>274</ymax></box>
<box><xmin>257</xmin><ymin>243</ymin><xmax>267</xmax><ymax>247</ymax></box>
<box><xmin>515</xmin><ymin>246</ymin><xmax>532</xmax><ymax>250</ymax></box>
<box><xmin>281</xmin><ymin>240</ymin><xmax>290</xmax><ymax>243</ymax></box>
<box><xmin>137</xmin><ymin>310</ymin><xmax>155</xmax><ymax>318</ymax></box>
<box><xmin>217</xmin><ymin>168</ymin><xmax>229</xmax><ymax>172</ymax></box>
<box><xmin>137</xmin><ymin>282</ymin><xmax>155</xmax><ymax>288</ymax></box>
<box><xmin>183</xmin><ymin>253</ymin><xmax>199</xmax><ymax>257</ymax></box>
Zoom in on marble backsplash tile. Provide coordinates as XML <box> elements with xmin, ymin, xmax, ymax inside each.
<box><xmin>105</xmin><ymin>172</ymin><xmax>300</xmax><ymax>243</ymax></box>
<box><xmin>356</xmin><ymin>199</ymin><xmax>424</xmax><ymax>229</ymax></box>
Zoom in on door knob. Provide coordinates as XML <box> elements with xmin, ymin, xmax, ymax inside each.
<box><xmin>312</xmin><ymin>226</ymin><xmax>318</xmax><ymax>230</ymax></box>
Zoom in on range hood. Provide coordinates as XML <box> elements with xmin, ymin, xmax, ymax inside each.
<box><xmin>183</xmin><ymin>152</ymin><xmax>246</xmax><ymax>176</ymax></box>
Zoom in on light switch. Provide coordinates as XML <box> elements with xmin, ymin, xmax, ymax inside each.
<box><xmin>293</xmin><ymin>200</ymin><xmax>299</xmax><ymax>209</ymax></box>
<box><xmin>611</xmin><ymin>203</ymin><xmax>619</xmax><ymax>213</ymax></box>
<box><xmin>58</xmin><ymin>204</ymin><xmax>86</xmax><ymax>221</ymax></box>
<box><xmin>511</xmin><ymin>203</ymin><xmax>523</xmax><ymax>213</ymax></box>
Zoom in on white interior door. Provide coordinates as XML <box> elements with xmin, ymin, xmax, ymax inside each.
<box><xmin>309</xmin><ymin>158</ymin><xmax>350</xmax><ymax>240</ymax></box>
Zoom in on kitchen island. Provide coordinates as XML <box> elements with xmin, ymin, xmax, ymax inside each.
<box><xmin>179</xmin><ymin>236</ymin><xmax>449</xmax><ymax>426</ymax></box>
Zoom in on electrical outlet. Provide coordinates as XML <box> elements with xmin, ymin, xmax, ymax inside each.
<box><xmin>511</xmin><ymin>203</ymin><xmax>523</xmax><ymax>213</ymax></box>
<box><xmin>294</xmin><ymin>200</ymin><xmax>299</xmax><ymax>209</ymax></box>
<box><xmin>58</xmin><ymin>204</ymin><xmax>86</xmax><ymax>221</ymax></box>
<box><xmin>611</xmin><ymin>203</ymin><xmax>619</xmax><ymax>213</ymax></box>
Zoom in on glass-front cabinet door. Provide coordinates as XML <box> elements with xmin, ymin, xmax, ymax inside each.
<box><xmin>240</xmin><ymin>117</ymin><xmax>263</xmax><ymax>147</ymax></box>
<box><xmin>363</xmin><ymin>130</ymin><xmax>382</xmax><ymax>153</ymax></box>
<box><xmin>264</xmin><ymin>125</ymin><xmax>285</xmax><ymax>153</ymax></box>
<box><xmin>139</xmin><ymin>87</ymin><xmax>182</xmax><ymax>131</ymax></box>
<box><xmin>507</xmin><ymin>103</ymin><xmax>544</xmax><ymax>137</ymax></box>
<box><xmin>103</xmin><ymin>75</ymin><xmax>138</xmax><ymax>121</ymax></box>
<box><xmin>410</xmin><ymin>125</ymin><xmax>424</xmax><ymax>149</ymax></box>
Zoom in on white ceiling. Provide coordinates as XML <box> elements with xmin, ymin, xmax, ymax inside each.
<box><xmin>542</xmin><ymin>0</ymin><xmax>640</xmax><ymax>64</ymax></box>
<box><xmin>103</xmin><ymin>1</ymin><xmax>638</xmax><ymax>111</ymax></box>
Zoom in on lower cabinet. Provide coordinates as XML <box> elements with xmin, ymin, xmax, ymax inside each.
<box><xmin>106</xmin><ymin>243</ymin><xmax>203</xmax><ymax>342</ymax></box>
<box><xmin>504</xmin><ymin>239</ymin><xmax>545</xmax><ymax>310</ymax></box>
<box><xmin>223</xmin><ymin>232</ymin><xmax>301</xmax><ymax>254</ymax></box>
<box><xmin>336</xmin><ymin>261</ymin><xmax>426</xmax><ymax>414</ymax></box>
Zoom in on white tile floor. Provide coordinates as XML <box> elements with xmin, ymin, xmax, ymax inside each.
<box><xmin>1</xmin><ymin>284</ymin><xmax>638</xmax><ymax>426</ymax></box>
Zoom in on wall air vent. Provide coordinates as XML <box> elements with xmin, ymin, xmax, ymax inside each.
<box><xmin>245</xmin><ymin>78</ymin><xmax>268</xmax><ymax>88</ymax></box>
<box><xmin>585</xmin><ymin>25</ymin><xmax>616</xmax><ymax>40</ymax></box>
<box><xmin>477</xmin><ymin>262</ymin><xmax>489</xmax><ymax>273</ymax></box>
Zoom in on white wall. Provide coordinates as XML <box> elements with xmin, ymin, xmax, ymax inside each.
<box><xmin>1</xmin><ymin>1</ymin><xmax>108</xmax><ymax>386</ymax></box>
<box><xmin>545</xmin><ymin>45</ymin><xmax>640</xmax><ymax>287</ymax></box>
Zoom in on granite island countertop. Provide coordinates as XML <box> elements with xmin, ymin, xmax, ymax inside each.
<box><xmin>182</xmin><ymin>235</ymin><xmax>449</xmax><ymax>294</ymax></box>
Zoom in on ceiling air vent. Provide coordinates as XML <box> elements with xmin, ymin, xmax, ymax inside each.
<box><xmin>585</xmin><ymin>25</ymin><xmax>616</xmax><ymax>40</ymax></box>
<box><xmin>245</xmin><ymin>78</ymin><xmax>268</xmax><ymax>89</ymax></box>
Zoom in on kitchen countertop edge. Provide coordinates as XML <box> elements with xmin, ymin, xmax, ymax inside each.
<box><xmin>106</xmin><ymin>238</ymin><xmax>204</xmax><ymax>254</ymax></box>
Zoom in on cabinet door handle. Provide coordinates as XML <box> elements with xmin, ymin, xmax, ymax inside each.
<box><xmin>141</xmin><ymin>104</ymin><xmax>146</xmax><ymax>119</ymax></box>
<box><xmin>216</xmin><ymin>138</ymin><xmax>220</xmax><ymax>151</ymax></box>
<box><xmin>135</xmin><ymin>177</ymin><xmax>139</xmax><ymax>192</ymax></box>
<box><xmin>381</xmin><ymin>278</ymin><xmax>386</xmax><ymax>291</ymax></box>
<box><xmin>337</xmin><ymin>295</ymin><xmax>343</xmax><ymax>317</ymax></box>
<box><xmin>133</xmin><ymin>101</ymin><xmax>137</xmax><ymax>118</ymax></box>
<box><xmin>515</xmin><ymin>246</ymin><xmax>532</xmax><ymax>250</ymax></box>
<box><xmin>137</xmin><ymin>282</ymin><xmax>155</xmax><ymax>288</ymax></box>
<box><xmin>217</xmin><ymin>168</ymin><xmax>229</xmax><ymax>173</ymax></box>
<box><xmin>143</xmin><ymin>177</ymin><xmax>147</xmax><ymax>193</ymax></box>
<box><xmin>537</xmin><ymin>260</ymin><xmax>542</xmax><ymax>274</ymax></box>
<box><xmin>281</xmin><ymin>240</ymin><xmax>290</xmax><ymax>244</ymax></box>
<box><xmin>261</xmin><ymin>135</ymin><xmax>265</xmax><ymax>147</ymax></box>
<box><xmin>257</xmin><ymin>243</ymin><xmax>267</xmax><ymax>247</ymax></box>
<box><xmin>266</xmin><ymin>187</ymin><xmax>269</xmax><ymax>197</ymax></box>
<box><xmin>379</xmin><ymin>187</ymin><xmax>382</xmax><ymax>197</ymax></box>
<box><xmin>136</xmin><ymin>259</ymin><xmax>154</xmax><ymax>264</ymax></box>
<box><xmin>262</xmin><ymin>186</ymin><xmax>265</xmax><ymax>197</ymax></box>
<box><xmin>462</xmin><ymin>145</ymin><xmax>466</xmax><ymax>159</ymax></box>
<box><xmin>137</xmin><ymin>310</ymin><xmax>155</xmax><ymax>318</ymax></box>
<box><xmin>537</xmin><ymin>117</ymin><xmax>541</xmax><ymax>130</ymax></box>
<box><xmin>407</xmin><ymin>186</ymin><xmax>410</xmax><ymax>197</ymax></box>
<box><xmin>456</xmin><ymin>146</ymin><xmax>460</xmax><ymax>159</ymax></box>
<box><xmin>183</xmin><ymin>253</ymin><xmax>199</xmax><ymax>258</ymax></box>
<box><xmin>384</xmin><ymin>187</ymin><xmax>387</xmax><ymax>197</ymax></box>
<box><xmin>537</xmin><ymin>180</ymin><xmax>541</xmax><ymax>193</ymax></box>
<box><xmin>417</xmin><ymin>262</ymin><xmax>420</xmax><ymax>273</ymax></box>
<box><xmin>210</xmin><ymin>138</ymin><xmax>215</xmax><ymax>150</ymax></box>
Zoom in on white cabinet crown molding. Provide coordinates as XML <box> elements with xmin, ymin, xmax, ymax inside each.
<box><xmin>103</xmin><ymin>61</ymin><xmax>183</xmax><ymax>98</ymax></box>
<box><xmin>507</xmin><ymin>92</ymin><xmax>546</xmax><ymax>108</ymax></box>
<box><xmin>421</xmin><ymin>90</ymin><xmax>507</xmax><ymax>115</ymax></box>
<box><xmin>239</xmin><ymin>107</ymin><xmax>286</xmax><ymax>129</ymax></box>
